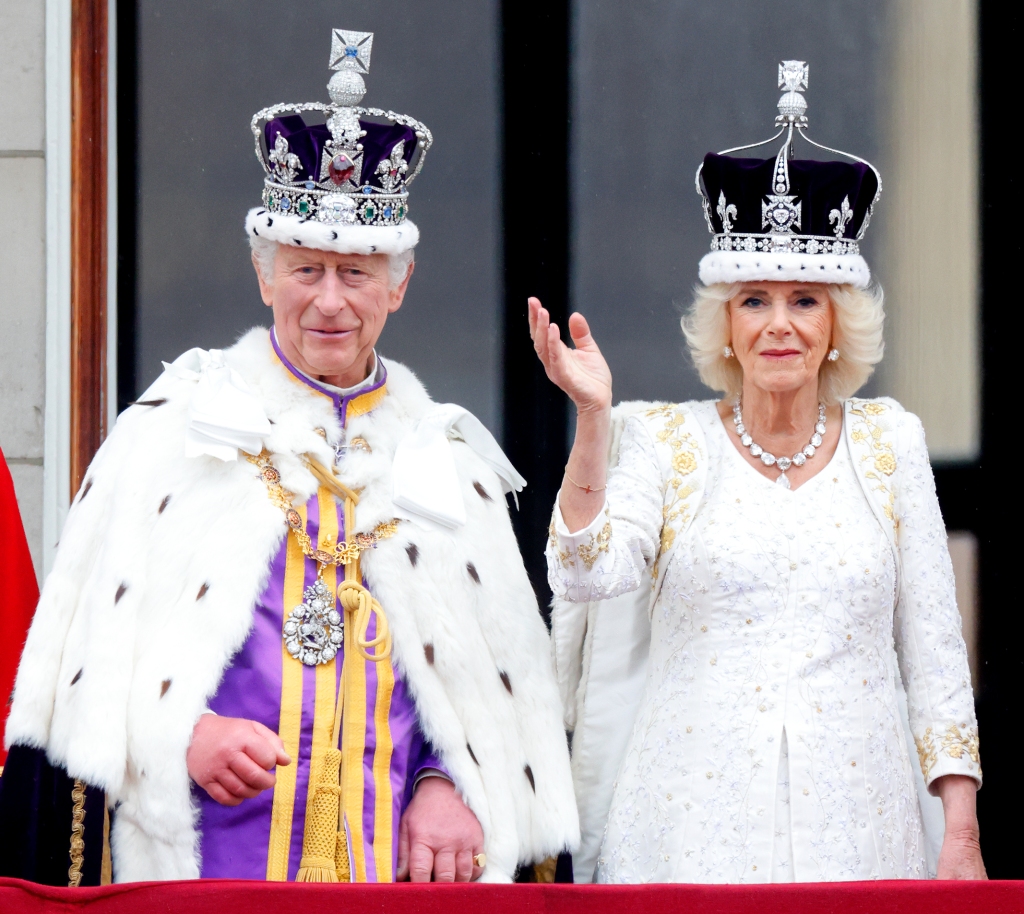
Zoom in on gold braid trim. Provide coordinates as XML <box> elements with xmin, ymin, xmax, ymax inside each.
<box><xmin>915</xmin><ymin>724</ymin><xmax>981</xmax><ymax>777</ymax></box>
<box><xmin>576</xmin><ymin>522</ymin><xmax>612</xmax><ymax>571</ymax></box>
<box><xmin>101</xmin><ymin>801</ymin><xmax>112</xmax><ymax>885</ymax></box>
<box><xmin>645</xmin><ymin>405</ymin><xmax>701</xmax><ymax>586</ymax></box>
<box><xmin>68</xmin><ymin>779</ymin><xmax>87</xmax><ymax>887</ymax></box>
<box><xmin>848</xmin><ymin>401</ymin><xmax>899</xmax><ymax>529</ymax></box>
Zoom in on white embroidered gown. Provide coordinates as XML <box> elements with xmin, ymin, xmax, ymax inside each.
<box><xmin>547</xmin><ymin>401</ymin><xmax>980</xmax><ymax>883</ymax></box>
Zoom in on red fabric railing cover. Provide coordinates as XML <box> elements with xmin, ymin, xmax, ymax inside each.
<box><xmin>1</xmin><ymin>877</ymin><xmax>1021</xmax><ymax>914</ymax></box>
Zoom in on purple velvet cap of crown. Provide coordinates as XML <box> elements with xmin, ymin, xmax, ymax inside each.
<box><xmin>701</xmin><ymin>153</ymin><xmax>878</xmax><ymax>239</ymax></box>
<box><xmin>263</xmin><ymin>115</ymin><xmax>417</xmax><ymax>187</ymax></box>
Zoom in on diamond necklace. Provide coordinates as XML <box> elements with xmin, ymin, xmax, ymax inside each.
<box><xmin>732</xmin><ymin>398</ymin><xmax>827</xmax><ymax>490</ymax></box>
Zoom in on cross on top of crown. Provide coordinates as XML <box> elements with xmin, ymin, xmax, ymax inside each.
<box><xmin>330</xmin><ymin>29</ymin><xmax>373</xmax><ymax>75</ymax></box>
<box><xmin>778</xmin><ymin>60</ymin><xmax>809</xmax><ymax>93</ymax></box>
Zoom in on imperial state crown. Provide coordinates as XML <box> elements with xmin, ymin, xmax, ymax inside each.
<box><xmin>696</xmin><ymin>61</ymin><xmax>882</xmax><ymax>288</ymax></box>
<box><xmin>245</xmin><ymin>29</ymin><xmax>431</xmax><ymax>256</ymax></box>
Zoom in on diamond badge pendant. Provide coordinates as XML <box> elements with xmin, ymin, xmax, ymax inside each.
<box><xmin>283</xmin><ymin>579</ymin><xmax>344</xmax><ymax>665</ymax></box>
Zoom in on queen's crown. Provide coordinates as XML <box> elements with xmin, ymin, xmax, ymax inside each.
<box><xmin>695</xmin><ymin>61</ymin><xmax>882</xmax><ymax>259</ymax></box>
<box><xmin>251</xmin><ymin>29</ymin><xmax>431</xmax><ymax>228</ymax></box>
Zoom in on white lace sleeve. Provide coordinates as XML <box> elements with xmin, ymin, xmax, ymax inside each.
<box><xmin>893</xmin><ymin>414</ymin><xmax>981</xmax><ymax>788</ymax></box>
<box><xmin>546</xmin><ymin>416</ymin><xmax>665</xmax><ymax>603</ymax></box>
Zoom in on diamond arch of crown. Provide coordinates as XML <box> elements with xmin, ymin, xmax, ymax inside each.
<box><xmin>249</xmin><ymin>103</ymin><xmax>433</xmax><ymax>189</ymax></box>
<box><xmin>693</xmin><ymin>59</ymin><xmax>883</xmax><ymax>243</ymax></box>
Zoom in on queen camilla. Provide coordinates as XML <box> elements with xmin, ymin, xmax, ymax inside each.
<box><xmin>530</xmin><ymin>62</ymin><xmax>984</xmax><ymax>884</ymax></box>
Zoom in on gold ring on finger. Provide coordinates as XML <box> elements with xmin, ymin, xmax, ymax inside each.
<box><xmin>473</xmin><ymin>853</ymin><xmax>487</xmax><ymax>868</ymax></box>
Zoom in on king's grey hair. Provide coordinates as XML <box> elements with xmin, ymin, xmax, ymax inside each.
<box><xmin>249</xmin><ymin>235</ymin><xmax>414</xmax><ymax>289</ymax></box>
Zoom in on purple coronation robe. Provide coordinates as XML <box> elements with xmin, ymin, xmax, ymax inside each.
<box><xmin>196</xmin><ymin>337</ymin><xmax>445</xmax><ymax>881</ymax></box>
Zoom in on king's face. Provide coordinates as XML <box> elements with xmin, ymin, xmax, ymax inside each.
<box><xmin>256</xmin><ymin>244</ymin><xmax>412</xmax><ymax>387</ymax></box>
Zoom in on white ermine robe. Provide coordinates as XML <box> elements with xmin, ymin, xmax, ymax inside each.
<box><xmin>7</xmin><ymin>327</ymin><xmax>579</xmax><ymax>882</ymax></box>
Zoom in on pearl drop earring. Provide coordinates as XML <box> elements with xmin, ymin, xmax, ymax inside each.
<box><xmin>723</xmin><ymin>345</ymin><xmax>734</xmax><ymax>358</ymax></box>
<box><xmin>827</xmin><ymin>348</ymin><xmax>840</xmax><ymax>362</ymax></box>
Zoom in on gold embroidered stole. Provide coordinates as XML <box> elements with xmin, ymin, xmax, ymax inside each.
<box><xmin>266</xmin><ymin>486</ymin><xmax>397</xmax><ymax>882</ymax></box>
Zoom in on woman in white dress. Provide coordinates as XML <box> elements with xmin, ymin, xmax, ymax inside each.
<box><xmin>530</xmin><ymin>65</ymin><xmax>985</xmax><ymax>884</ymax></box>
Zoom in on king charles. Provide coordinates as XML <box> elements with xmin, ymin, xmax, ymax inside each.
<box><xmin>1</xmin><ymin>29</ymin><xmax>577</xmax><ymax>885</ymax></box>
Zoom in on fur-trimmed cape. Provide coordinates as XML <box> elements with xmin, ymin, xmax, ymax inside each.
<box><xmin>6</xmin><ymin>328</ymin><xmax>579</xmax><ymax>882</ymax></box>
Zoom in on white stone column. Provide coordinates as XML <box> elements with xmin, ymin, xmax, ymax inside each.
<box><xmin>879</xmin><ymin>0</ymin><xmax>980</xmax><ymax>461</ymax></box>
<box><xmin>0</xmin><ymin>0</ymin><xmax>47</xmax><ymax>581</ymax></box>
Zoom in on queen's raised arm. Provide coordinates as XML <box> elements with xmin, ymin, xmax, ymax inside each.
<box><xmin>546</xmin><ymin>415</ymin><xmax>666</xmax><ymax>603</ymax></box>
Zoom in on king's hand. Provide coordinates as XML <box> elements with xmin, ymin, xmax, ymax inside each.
<box><xmin>397</xmin><ymin>776</ymin><xmax>485</xmax><ymax>882</ymax></box>
<box><xmin>186</xmin><ymin>714</ymin><xmax>291</xmax><ymax>807</ymax></box>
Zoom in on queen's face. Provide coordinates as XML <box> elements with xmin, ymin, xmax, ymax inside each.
<box><xmin>727</xmin><ymin>282</ymin><xmax>833</xmax><ymax>395</ymax></box>
<box><xmin>255</xmin><ymin>244</ymin><xmax>412</xmax><ymax>387</ymax></box>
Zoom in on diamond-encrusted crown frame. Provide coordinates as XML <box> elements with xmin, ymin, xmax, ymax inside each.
<box><xmin>694</xmin><ymin>61</ymin><xmax>883</xmax><ymax>287</ymax></box>
<box><xmin>250</xmin><ymin>29</ymin><xmax>432</xmax><ymax>229</ymax></box>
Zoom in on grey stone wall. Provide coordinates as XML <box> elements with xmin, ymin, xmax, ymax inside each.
<box><xmin>0</xmin><ymin>0</ymin><xmax>46</xmax><ymax>581</ymax></box>
<box><xmin>133</xmin><ymin>0</ymin><xmax>503</xmax><ymax>434</ymax></box>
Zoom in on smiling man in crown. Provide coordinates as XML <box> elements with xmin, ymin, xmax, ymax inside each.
<box><xmin>2</xmin><ymin>30</ymin><xmax>578</xmax><ymax>885</ymax></box>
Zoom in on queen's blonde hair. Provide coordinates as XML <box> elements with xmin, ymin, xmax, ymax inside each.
<box><xmin>680</xmin><ymin>282</ymin><xmax>885</xmax><ymax>406</ymax></box>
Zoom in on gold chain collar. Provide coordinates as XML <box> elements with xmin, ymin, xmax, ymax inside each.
<box><xmin>247</xmin><ymin>449</ymin><xmax>399</xmax><ymax>572</ymax></box>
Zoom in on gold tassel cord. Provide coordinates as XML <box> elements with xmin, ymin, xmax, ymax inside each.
<box><xmin>295</xmin><ymin>748</ymin><xmax>345</xmax><ymax>882</ymax></box>
<box><xmin>306</xmin><ymin>455</ymin><xmax>361</xmax><ymax>505</ymax></box>
<box><xmin>68</xmin><ymin>780</ymin><xmax>87</xmax><ymax>887</ymax></box>
<box><xmin>295</xmin><ymin>493</ymin><xmax>393</xmax><ymax>882</ymax></box>
<box><xmin>338</xmin><ymin>579</ymin><xmax>392</xmax><ymax>662</ymax></box>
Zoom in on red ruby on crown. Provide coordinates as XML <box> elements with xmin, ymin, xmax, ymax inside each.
<box><xmin>329</xmin><ymin>153</ymin><xmax>356</xmax><ymax>185</ymax></box>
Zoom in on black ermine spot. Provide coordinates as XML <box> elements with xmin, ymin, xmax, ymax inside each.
<box><xmin>160</xmin><ymin>679</ymin><xmax>172</xmax><ymax>698</ymax></box>
<box><xmin>71</xmin><ymin>669</ymin><xmax>83</xmax><ymax>686</ymax></box>
<box><xmin>467</xmin><ymin>744</ymin><xmax>479</xmax><ymax>765</ymax></box>
<box><xmin>159</xmin><ymin>494</ymin><xmax>171</xmax><ymax>514</ymax></box>
<box><xmin>115</xmin><ymin>583</ymin><xmax>128</xmax><ymax>604</ymax></box>
<box><xmin>424</xmin><ymin>643</ymin><xmax>435</xmax><ymax>665</ymax></box>
<box><xmin>500</xmin><ymin>671</ymin><xmax>512</xmax><ymax>695</ymax></box>
<box><xmin>79</xmin><ymin>479</ymin><xmax>93</xmax><ymax>501</ymax></box>
<box><xmin>130</xmin><ymin>398</ymin><xmax>167</xmax><ymax>408</ymax></box>
<box><xmin>467</xmin><ymin>562</ymin><xmax>480</xmax><ymax>584</ymax></box>
<box><xmin>473</xmin><ymin>481</ymin><xmax>492</xmax><ymax>501</ymax></box>
<box><xmin>524</xmin><ymin>764</ymin><xmax>535</xmax><ymax>792</ymax></box>
<box><xmin>406</xmin><ymin>544</ymin><xmax>419</xmax><ymax>566</ymax></box>
<box><xmin>196</xmin><ymin>583</ymin><xmax>209</xmax><ymax>600</ymax></box>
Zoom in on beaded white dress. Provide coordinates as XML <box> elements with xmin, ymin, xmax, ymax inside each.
<box><xmin>547</xmin><ymin>400</ymin><xmax>980</xmax><ymax>884</ymax></box>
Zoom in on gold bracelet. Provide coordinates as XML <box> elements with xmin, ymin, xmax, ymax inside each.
<box><xmin>564</xmin><ymin>467</ymin><xmax>606</xmax><ymax>495</ymax></box>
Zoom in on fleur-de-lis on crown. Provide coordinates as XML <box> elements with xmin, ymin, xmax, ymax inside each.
<box><xmin>717</xmin><ymin>191</ymin><xmax>738</xmax><ymax>234</ymax></box>
<box><xmin>375</xmin><ymin>140</ymin><xmax>409</xmax><ymax>193</ymax></box>
<box><xmin>829</xmin><ymin>196</ymin><xmax>853</xmax><ymax>238</ymax></box>
<box><xmin>269</xmin><ymin>133</ymin><xmax>302</xmax><ymax>184</ymax></box>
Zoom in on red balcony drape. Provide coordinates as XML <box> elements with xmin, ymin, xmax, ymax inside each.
<box><xmin>1</xmin><ymin>877</ymin><xmax>1022</xmax><ymax>914</ymax></box>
